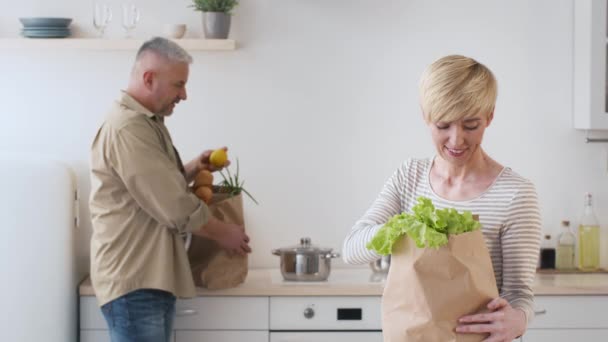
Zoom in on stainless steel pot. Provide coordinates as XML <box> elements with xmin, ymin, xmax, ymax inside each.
<box><xmin>271</xmin><ymin>237</ymin><xmax>340</xmax><ymax>281</ymax></box>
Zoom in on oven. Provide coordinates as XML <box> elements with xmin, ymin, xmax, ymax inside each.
<box><xmin>269</xmin><ymin>296</ymin><xmax>383</xmax><ymax>342</ymax></box>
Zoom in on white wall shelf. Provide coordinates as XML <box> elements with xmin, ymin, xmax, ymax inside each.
<box><xmin>0</xmin><ymin>38</ymin><xmax>236</xmax><ymax>51</ymax></box>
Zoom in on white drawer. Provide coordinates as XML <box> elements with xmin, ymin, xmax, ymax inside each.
<box><xmin>173</xmin><ymin>297</ymin><xmax>269</xmax><ymax>330</ymax></box>
<box><xmin>523</xmin><ymin>329</ymin><xmax>608</xmax><ymax>341</ymax></box>
<box><xmin>81</xmin><ymin>296</ymin><xmax>269</xmax><ymax>330</ymax></box>
<box><xmin>270</xmin><ymin>296</ymin><xmax>381</xmax><ymax>330</ymax></box>
<box><xmin>176</xmin><ymin>330</ymin><xmax>268</xmax><ymax>342</ymax></box>
<box><xmin>81</xmin><ymin>330</ymin><xmax>176</xmax><ymax>342</ymax></box>
<box><xmin>270</xmin><ymin>332</ymin><xmax>383</xmax><ymax>342</ymax></box>
<box><xmin>529</xmin><ymin>296</ymin><xmax>608</xmax><ymax>329</ymax></box>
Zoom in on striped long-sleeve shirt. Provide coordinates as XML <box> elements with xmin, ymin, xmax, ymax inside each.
<box><xmin>343</xmin><ymin>158</ymin><xmax>542</xmax><ymax>323</ymax></box>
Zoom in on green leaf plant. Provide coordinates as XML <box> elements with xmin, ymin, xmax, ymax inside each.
<box><xmin>216</xmin><ymin>158</ymin><xmax>259</xmax><ymax>205</ymax></box>
<box><xmin>191</xmin><ymin>0</ymin><xmax>239</xmax><ymax>14</ymax></box>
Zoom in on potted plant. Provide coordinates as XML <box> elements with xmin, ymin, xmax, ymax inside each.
<box><xmin>191</xmin><ymin>0</ymin><xmax>239</xmax><ymax>39</ymax></box>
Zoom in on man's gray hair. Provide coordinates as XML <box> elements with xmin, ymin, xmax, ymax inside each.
<box><xmin>136</xmin><ymin>37</ymin><xmax>193</xmax><ymax>64</ymax></box>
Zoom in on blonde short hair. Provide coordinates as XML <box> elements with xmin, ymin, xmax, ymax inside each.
<box><xmin>419</xmin><ymin>55</ymin><xmax>497</xmax><ymax>123</ymax></box>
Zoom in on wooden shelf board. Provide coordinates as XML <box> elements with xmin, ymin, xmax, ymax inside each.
<box><xmin>0</xmin><ymin>38</ymin><xmax>236</xmax><ymax>51</ymax></box>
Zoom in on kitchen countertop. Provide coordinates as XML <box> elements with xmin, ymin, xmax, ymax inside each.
<box><xmin>79</xmin><ymin>268</ymin><xmax>608</xmax><ymax>296</ymax></box>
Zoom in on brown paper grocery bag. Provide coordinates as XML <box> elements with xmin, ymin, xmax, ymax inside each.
<box><xmin>382</xmin><ymin>230</ymin><xmax>498</xmax><ymax>342</ymax></box>
<box><xmin>187</xmin><ymin>191</ymin><xmax>248</xmax><ymax>290</ymax></box>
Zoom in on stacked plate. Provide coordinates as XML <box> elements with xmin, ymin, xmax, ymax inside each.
<box><xmin>19</xmin><ymin>17</ymin><xmax>72</xmax><ymax>38</ymax></box>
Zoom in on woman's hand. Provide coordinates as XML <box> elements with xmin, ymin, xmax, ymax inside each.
<box><xmin>456</xmin><ymin>297</ymin><xmax>527</xmax><ymax>342</ymax></box>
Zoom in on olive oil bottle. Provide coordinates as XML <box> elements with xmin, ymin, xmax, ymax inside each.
<box><xmin>556</xmin><ymin>220</ymin><xmax>576</xmax><ymax>270</ymax></box>
<box><xmin>578</xmin><ymin>193</ymin><xmax>600</xmax><ymax>271</ymax></box>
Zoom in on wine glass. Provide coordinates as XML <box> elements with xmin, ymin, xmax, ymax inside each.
<box><xmin>122</xmin><ymin>3</ymin><xmax>140</xmax><ymax>38</ymax></box>
<box><xmin>93</xmin><ymin>3</ymin><xmax>112</xmax><ymax>38</ymax></box>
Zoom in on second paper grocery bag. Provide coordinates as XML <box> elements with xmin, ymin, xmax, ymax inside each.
<box><xmin>382</xmin><ymin>229</ymin><xmax>498</xmax><ymax>342</ymax></box>
<box><xmin>367</xmin><ymin>197</ymin><xmax>499</xmax><ymax>342</ymax></box>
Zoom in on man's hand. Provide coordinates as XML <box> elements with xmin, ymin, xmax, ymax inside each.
<box><xmin>196</xmin><ymin>216</ymin><xmax>251</xmax><ymax>256</ymax></box>
<box><xmin>195</xmin><ymin>146</ymin><xmax>230</xmax><ymax>172</ymax></box>
<box><xmin>456</xmin><ymin>297</ymin><xmax>527</xmax><ymax>342</ymax></box>
<box><xmin>213</xmin><ymin>223</ymin><xmax>251</xmax><ymax>256</ymax></box>
<box><xmin>184</xmin><ymin>146</ymin><xmax>231</xmax><ymax>182</ymax></box>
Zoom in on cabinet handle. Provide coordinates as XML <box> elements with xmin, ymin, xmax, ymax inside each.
<box><xmin>176</xmin><ymin>309</ymin><xmax>198</xmax><ymax>316</ymax></box>
<box><xmin>534</xmin><ymin>309</ymin><xmax>547</xmax><ymax>316</ymax></box>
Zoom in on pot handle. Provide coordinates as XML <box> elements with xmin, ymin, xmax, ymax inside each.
<box><xmin>321</xmin><ymin>252</ymin><xmax>341</xmax><ymax>259</ymax></box>
<box><xmin>271</xmin><ymin>249</ymin><xmax>281</xmax><ymax>256</ymax></box>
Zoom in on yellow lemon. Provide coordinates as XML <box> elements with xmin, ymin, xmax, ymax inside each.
<box><xmin>209</xmin><ymin>149</ymin><xmax>228</xmax><ymax>168</ymax></box>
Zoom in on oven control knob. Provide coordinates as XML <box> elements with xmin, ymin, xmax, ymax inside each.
<box><xmin>303</xmin><ymin>307</ymin><xmax>315</xmax><ymax>319</ymax></box>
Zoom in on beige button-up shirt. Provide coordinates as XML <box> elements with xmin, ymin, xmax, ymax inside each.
<box><xmin>89</xmin><ymin>91</ymin><xmax>209</xmax><ymax>306</ymax></box>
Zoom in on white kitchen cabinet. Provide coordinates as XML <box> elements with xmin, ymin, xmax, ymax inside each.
<box><xmin>573</xmin><ymin>0</ymin><xmax>608</xmax><ymax>129</ymax></box>
<box><xmin>80</xmin><ymin>294</ymin><xmax>608</xmax><ymax>341</ymax></box>
<box><xmin>176</xmin><ymin>331</ymin><xmax>268</xmax><ymax>342</ymax></box>
<box><xmin>524</xmin><ymin>296</ymin><xmax>608</xmax><ymax>341</ymax></box>
<box><xmin>80</xmin><ymin>296</ymin><xmax>267</xmax><ymax>340</ymax></box>
<box><xmin>523</xmin><ymin>329</ymin><xmax>608</xmax><ymax>341</ymax></box>
<box><xmin>81</xmin><ymin>330</ymin><xmax>176</xmax><ymax>342</ymax></box>
<box><xmin>173</xmin><ymin>297</ymin><xmax>268</xmax><ymax>330</ymax></box>
<box><xmin>527</xmin><ymin>296</ymin><xmax>608</xmax><ymax>329</ymax></box>
<box><xmin>270</xmin><ymin>332</ymin><xmax>383</xmax><ymax>342</ymax></box>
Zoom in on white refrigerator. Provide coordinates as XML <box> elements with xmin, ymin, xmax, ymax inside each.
<box><xmin>0</xmin><ymin>154</ymin><xmax>79</xmax><ymax>341</ymax></box>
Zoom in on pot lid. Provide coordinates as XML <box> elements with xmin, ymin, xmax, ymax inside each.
<box><xmin>273</xmin><ymin>237</ymin><xmax>333</xmax><ymax>255</ymax></box>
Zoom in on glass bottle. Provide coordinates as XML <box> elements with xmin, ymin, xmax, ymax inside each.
<box><xmin>539</xmin><ymin>234</ymin><xmax>555</xmax><ymax>269</ymax></box>
<box><xmin>578</xmin><ymin>193</ymin><xmax>601</xmax><ymax>271</ymax></box>
<box><xmin>556</xmin><ymin>220</ymin><xmax>576</xmax><ymax>270</ymax></box>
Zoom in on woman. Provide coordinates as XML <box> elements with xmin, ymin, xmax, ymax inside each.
<box><xmin>343</xmin><ymin>55</ymin><xmax>541</xmax><ymax>341</ymax></box>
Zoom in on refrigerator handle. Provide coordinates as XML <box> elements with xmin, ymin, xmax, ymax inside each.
<box><xmin>74</xmin><ymin>190</ymin><xmax>80</xmax><ymax>228</ymax></box>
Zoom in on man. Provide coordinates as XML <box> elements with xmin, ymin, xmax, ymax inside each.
<box><xmin>89</xmin><ymin>37</ymin><xmax>251</xmax><ymax>342</ymax></box>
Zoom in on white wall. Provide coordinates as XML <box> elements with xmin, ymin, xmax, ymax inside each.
<box><xmin>1</xmin><ymin>0</ymin><xmax>607</xmax><ymax>279</ymax></box>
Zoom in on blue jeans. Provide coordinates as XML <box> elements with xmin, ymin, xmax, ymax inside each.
<box><xmin>101</xmin><ymin>289</ymin><xmax>176</xmax><ymax>342</ymax></box>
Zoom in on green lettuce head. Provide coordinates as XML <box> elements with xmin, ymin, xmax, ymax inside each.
<box><xmin>366</xmin><ymin>196</ymin><xmax>481</xmax><ymax>255</ymax></box>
